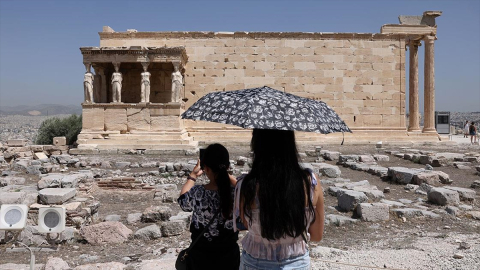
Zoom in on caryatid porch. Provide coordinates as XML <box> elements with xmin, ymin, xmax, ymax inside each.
<box><xmin>76</xmin><ymin>46</ymin><xmax>198</xmax><ymax>153</ymax></box>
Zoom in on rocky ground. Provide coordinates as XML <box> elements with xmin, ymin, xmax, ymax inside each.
<box><xmin>0</xmin><ymin>140</ymin><xmax>479</xmax><ymax>270</ymax></box>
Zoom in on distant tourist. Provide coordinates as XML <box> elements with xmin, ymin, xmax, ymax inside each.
<box><xmin>470</xmin><ymin>122</ymin><xmax>478</xmax><ymax>144</ymax></box>
<box><xmin>464</xmin><ymin>120</ymin><xmax>470</xmax><ymax>138</ymax></box>
<box><xmin>177</xmin><ymin>144</ymin><xmax>240</xmax><ymax>269</ymax></box>
<box><xmin>234</xmin><ymin>129</ymin><xmax>325</xmax><ymax>269</ymax></box>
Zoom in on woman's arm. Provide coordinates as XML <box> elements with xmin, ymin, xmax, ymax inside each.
<box><xmin>229</xmin><ymin>174</ymin><xmax>237</xmax><ymax>187</ymax></box>
<box><xmin>180</xmin><ymin>159</ymin><xmax>203</xmax><ymax>196</ymax></box>
<box><xmin>308</xmin><ymin>174</ymin><xmax>325</xmax><ymax>242</ymax></box>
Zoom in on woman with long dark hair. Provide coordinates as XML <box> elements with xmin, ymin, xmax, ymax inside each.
<box><xmin>178</xmin><ymin>143</ymin><xmax>240</xmax><ymax>269</ymax></box>
<box><xmin>234</xmin><ymin>129</ymin><xmax>325</xmax><ymax>269</ymax></box>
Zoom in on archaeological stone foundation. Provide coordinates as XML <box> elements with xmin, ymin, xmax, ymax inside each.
<box><xmin>76</xmin><ymin>11</ymin><xmax>442</xmax><ymax>154</ymax></box>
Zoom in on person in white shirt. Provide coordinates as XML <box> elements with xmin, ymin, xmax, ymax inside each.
<box><xmin>464</xmin><ymin>121</ymin><xmax>470</xmax><ymax>138</ymax></box>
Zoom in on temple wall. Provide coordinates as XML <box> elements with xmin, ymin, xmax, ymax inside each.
<box><xmin>99</xmin><ymin>33</ymin><xmax>406</xmax><ymax>131</ymax></box>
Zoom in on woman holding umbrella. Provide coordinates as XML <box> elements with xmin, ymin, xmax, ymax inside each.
<box><xmin>234</xmin><ymin>129</ymin><xmax>325</xmax><ymax>269</ymax></box>
<box><xmin>177</xmin><ymin>144</ymin><xmax>240</xmax><ymax>269</ymax></box>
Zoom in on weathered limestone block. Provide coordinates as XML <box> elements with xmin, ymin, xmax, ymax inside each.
<box><xmin>338</xmin><ymin>155</ymin><xmax>360</xmax><ymax>164</ymax></box>
<box><xmin>325</xmin><ymin>214</ymin><xmax>358</xmax><ymax>226</ymax></box>
<box><xmin>0</xmin><ymin>176</ymin><xmax>25</xmax><ymax>186</ymax></box>
<box><xmin>337</xmin><ymin>190</ymin><xmax>368</xmax><ymax>212</ymax></box>
<box><xmin>313</xmin><ymin>163</ymin><xmax>341</xmax><ymax>178</ymax></box>
<box><xmin>161</xmin><ymin>220</ymin><xmax>186</xmax><ymax>236</ymax></box>
<box><xmin>44</xmin><ymin>257</ymin><xmax>70</xmax><ymax>270</ymax></box>
<box><xmin>38</xmin><ymin>174</ymin><xmax>63</xmax><ymax>189</ymax></box>
<box><xmin>352</xmin><ymin>186</ymin><xmax>384</xmax><ymax>201</ymax></box>
<box><xmin>151</xmin><ymin>116</ymin><xmax>183</xmax><ymax>131</ymax></box>
<box><xmin>388</xmin><ymin>167</ymin><xmax>422</xmax><ymax>184</ymax></box>
<box><xmin>358</xmin><ymin>155</ymin><xmax>374</xmax><ymax>163</ymax></box>
<box><xmin>127</xmin><ymin>107</ymin><xmax>150</xmax><ymax>132</ymax></box>
<box><xmin>390</xmin><ymin>208</ymin><xmax>424</xmax><ymax>218</ymax></box>
<box><xmin>373</xmin><ymin>155</ymin><xmax>389</xmax><ymax>162</ymax></box>
<box><xmin>80</xmin><ymin>221</ymin><xmax>132</xmax><ymax>245</ymax></box>
<box><xmin>7</xmin><ymin>139</ymin><xmax>26</xmax><ymax>147</ymax></box>
<box><xmin>322</xmin><ymin>151</ymin><xmax>340</xmax><ymax>161</ymax></box>
<box><xmin>38</xmin><ymin>188</ymin><xmax>76</xmax><ymax>204</ymax></box>
<box><xmin>141</xmin><ymin>206</ymin><xmax>172</xmax><ymax>222</ymax></box>
<box><xmin>104</xmin><ymin>107</ymin><xmax>127</xmax><ymax>131</ymax></box>
<box><xmin>127</xmin><ymin>213</ymin><xmax>142</xmax><ymax>224</ymax></box>
<box><xmin>53</xmin><ymin>137</ymin><xmax>67</xmax><ymax>146</ymax></box>
<box><xmin>134</xmin><ymin>224</ymin><xmax>162</xmax><ymax>240</ymax></box>
<box><xmin>427</xmin><ymin>187</ymin><xmax>460</xmax><ymax>206</ymax></box>
<box><xmin>444</xmin><ymin>187</ymin><xmax>476</xmax><ymax>202</ymax></box>
<box><xmin>0</xmin><ymin>192</ymin><xmax>26</xmax><ymax>205</ymax></box>
<box><xmin>412</xmin><ymin>172</ymin><xmax>439</xmax><ymax>186</ymax></box>
<box><xmin>356</xmin><ymin>203</ymin><xmax>389</xmax><ymax>222</ymax></box>
<box><xmin>82</xmin><ymin>107</ymin><xmax>104</xmax><ymax>131</ymax></box>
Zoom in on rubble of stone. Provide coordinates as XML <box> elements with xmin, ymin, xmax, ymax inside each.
<box><xmin>385</xmin><ymin>148</ymin><xmax>479</xmax><ymax>167</ymax></box>
<box><xmin>1</xmin><ymin>141</ymin><xmax>479</xmax><ymax>269</ymax></box>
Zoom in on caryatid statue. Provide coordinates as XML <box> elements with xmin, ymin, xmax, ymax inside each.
<box><xmin>140</xmin><ymin>62</ymin><xmax>151</xmax><ymax>103</ymax></box>
<box><xmin>83</xmin><ymin>71</ymin><xmax>94</xmax><ymax>103</ymax></box>
<box><xmin>111</xmin><ymin>63</ymin><xmax>122</xmax><ymax>103</ymax></box>
<box><xmin>171</xmin><ymin>62</ymin><xmax>183</xmax><ymax>103</ymax></box>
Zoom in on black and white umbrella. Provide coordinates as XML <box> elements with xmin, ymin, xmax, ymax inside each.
<box><xmin>182</xmin><ymin>86</ymin><xmax>351</xmax><ymax>135</ymax></box>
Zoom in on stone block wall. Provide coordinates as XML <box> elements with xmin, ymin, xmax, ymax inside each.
<box><xmin>99</xmin><ymin>32</ymin><xmax>406</xmax><ymax>130</ymax></box>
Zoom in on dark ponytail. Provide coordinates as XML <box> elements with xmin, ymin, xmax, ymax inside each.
<box><xmin>201</xmin><ymin>144</ymin><xmax>233</xmax><ymax>219</ymax></box>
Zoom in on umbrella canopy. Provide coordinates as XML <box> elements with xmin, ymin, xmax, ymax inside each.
<box><xmin>182</xmin><ymin>86</ymin><xmax>351</xmax><ymax>134</ymax></box>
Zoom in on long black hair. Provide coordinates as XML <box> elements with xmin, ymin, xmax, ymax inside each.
<box><xmin>201</xmin><ymin>143</ymin><xmax>233</xmax><ymax>219</ymax></box>
<box><xmin>241</xmin><ymin>129</ymin><xmax>316</xmax><ymax>240</ymax></box>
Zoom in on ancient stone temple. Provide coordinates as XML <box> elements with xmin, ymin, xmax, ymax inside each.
<box><xmin>76</xmin><ymin>11</ymin><xmax>441</xmax><ymax>153</ymax></box>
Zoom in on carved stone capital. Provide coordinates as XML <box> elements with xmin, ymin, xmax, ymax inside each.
<box><xmin>423</xmin><ymin>35</ymin><xmax>436</xmax><ymax>44</ymax></box>
<box><xmin>83</xmin><ymin>62</ymin><xmax>92</xmax><ymax>73</ymax></box>
<box><xmin>113</xmin><ymin>62</ymin><xmax>121</xmax><ymax>72</ymax></box>
<box><xmin>141</xmin><ymin>62</ymin><xmax>150</xmax><ymax>72</ymax></box>
<box><xmin>408</xmin><ymin>39</ymin><xmax>422</xmax><ymax>47</ymax></box>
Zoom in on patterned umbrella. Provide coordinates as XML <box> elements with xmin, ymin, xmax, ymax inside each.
<box><xmin>182</xmin><ymin>86</ymin><xmax>351</xmax><ymax>134</ymax></box>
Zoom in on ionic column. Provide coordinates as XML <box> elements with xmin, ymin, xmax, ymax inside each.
<box><xmin>407</xmin><ymin>40</ymin><xmax>421</xmax><ymax>132</ymax></box>
<box><xmin>423</xmin><ymin>35</ymin><xmax>436</xmax><ymax>133</ymax></box>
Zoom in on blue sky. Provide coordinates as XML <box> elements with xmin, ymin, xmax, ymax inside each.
<box><xmin>0</xmin><ymin>0</ymin><xmax>479</xmax><ymax>112</ymax></box>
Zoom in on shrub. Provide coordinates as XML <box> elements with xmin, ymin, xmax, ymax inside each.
<box><xmin>35</xmin><ymin>114</ymin><xmax>82</xmax><ymax>145</ymax></box>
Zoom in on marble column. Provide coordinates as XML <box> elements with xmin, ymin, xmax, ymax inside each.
<box><xmin>423</xmin><ymin>35</ymin><xmax>436</xmax><ymax>133</ymax></box>
<box><xmin>407</xmin><ymin>40</ymin><xmax>421</xmax><ymax>132</ymax></box>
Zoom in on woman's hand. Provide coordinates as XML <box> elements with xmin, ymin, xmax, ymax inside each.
<box><xmin>180</xmin><ymin>159</ymin><xmax>203</xmax><ymax>196</ymax></box>
<box><xmin>189</xmin><ymin>159</ymin><xmax>204</xmax><ymax>178</ymax></box>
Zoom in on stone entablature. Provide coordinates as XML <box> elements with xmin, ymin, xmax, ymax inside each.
<box><xmin>80</xmin><ymin>46</ymin><xmax>188</xmax><ymax>66</ymax></box>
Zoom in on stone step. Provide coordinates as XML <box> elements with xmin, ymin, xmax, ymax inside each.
<box><xmin>94</xmin><ymin>144</ymin><xmax>198</xmax><ymax>150</ymax></box>
<box><xmin>80</xmin><ymin>139</ymin><xmax>195</xmax><ymax>145</ymax></box>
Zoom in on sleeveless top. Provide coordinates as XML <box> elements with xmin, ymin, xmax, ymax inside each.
<box><xmin>233</xmin><ymin>169</ymin><xmax>317</xmax><ymax>261</ymax></box>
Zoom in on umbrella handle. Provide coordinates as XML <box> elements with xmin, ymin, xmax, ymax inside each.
<box><xmin>341</xmin><ymin>132</ymin><xmax>345</xmax><ymax>145</ymax></box>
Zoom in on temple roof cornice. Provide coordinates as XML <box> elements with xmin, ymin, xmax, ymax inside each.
<box><xmin>80</xmin><ymin>46</ymin><xmax>188</xmax><ymax>65</ymax></box>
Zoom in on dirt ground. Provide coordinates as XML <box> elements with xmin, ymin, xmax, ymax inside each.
<box><xmin>1</xmin><ymin>143</ymin><xmax>479</xmax><ymax>269</ymax></box>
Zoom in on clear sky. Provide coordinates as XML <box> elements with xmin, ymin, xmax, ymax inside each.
<box><xmin>0</xmin><ymin>0</ymin><xmax>479</xmax><ymax>112</ymax></box>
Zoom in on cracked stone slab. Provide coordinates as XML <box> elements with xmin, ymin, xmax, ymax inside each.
<box><xmin>38</xmin><ymin>188</ymin><xmax>76</xmax><ymax>204</ymax></box>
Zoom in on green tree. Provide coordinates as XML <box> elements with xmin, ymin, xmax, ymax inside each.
<box><xmin>35</xmin><ymin>114</ymin><xmax>82</xmax><ymax>145</ymax></box>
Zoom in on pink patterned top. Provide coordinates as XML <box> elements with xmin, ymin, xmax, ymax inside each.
<box><xmin>233</xmin><ymin>171</ymin><xmax>317</xmax><ymax>261</ymax></box>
